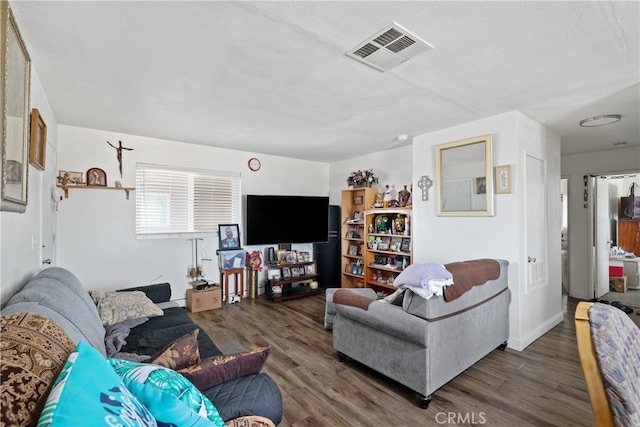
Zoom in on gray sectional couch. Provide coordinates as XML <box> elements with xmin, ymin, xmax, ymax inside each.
<box><xmin>332</xmin><ymin>259</ymin><xmax>510</xmax><ymax>408</ymax></box>
<box><xmin>2</xmin><ymin>266</ymin><xmax>282</xmax><ymax>425</ymax></box>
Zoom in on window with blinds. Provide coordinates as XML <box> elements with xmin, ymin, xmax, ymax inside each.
<box><xmin>135</xmin><ymin>163</ymin><xmax>241</xmax><ymax>239</ymax></box>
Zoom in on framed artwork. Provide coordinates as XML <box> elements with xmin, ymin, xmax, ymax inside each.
<box><xmin>285</xmin><ymin>251</ymin><xmax>298</xmax><ymax>264</ymax></box>
<box><xmin>1</xmin><ymin>3</ymin><xmax>31</xmax><ymax>213</ymax></box>
<box><xmin>219</xmin><ymin>249</ymin><xmax>246</xmax><ymax>270</ymax></box>
<box><xmin>218</xmin><ymin>224</ymin><xmax>241</xmax><ymax>250</ymax></box>
<box><xmin>291</xmin><ymin>267</ymin><xmax>300</xmax><ymax>278</ymax></box>
<box><xmin>475</xmin><ymin>177</ymin><xmax>486</xmax><ymax>194</ymax></box>
<box><xmin>348</xmin><ymin>245</ymin><xmax>358</xmax><ymax>255</ymax></box>
<box><xmin>57</xmin><ymin>170</ymin><xmax>84</xmax><ymax>185</ymax></box>
<box><xmin>282</xmin><ymin>267</ymin><xmax>291</xmax><ymax>279</ymax></box>
<box><xmin>29</xmin><ymin>108</ymin><xmax>46</xmax><ymax>170</ymax></box>
<box><xmin>353</xmin><ymin>196</ymin><xmax>363</xmax><ymax>205</ymax></box>
<box><xmin>276</xmin><ymin>249</ymin><xmax>287</xmax><ymax>264</ymax></box>
<box><xmin>87</xmin><ymin>167</ymin><xmax>107</xmax><ymax>187</ymax></box>
<box><xmin>495</xmin><ymin>165</ymin><xmax>513</xmax><ymax>194</ymax></box>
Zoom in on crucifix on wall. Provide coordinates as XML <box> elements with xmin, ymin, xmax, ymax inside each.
<box><xmin>107</xmin><ymin>140</ymin><xmax>134</xmax><ymax>178</ymax></box>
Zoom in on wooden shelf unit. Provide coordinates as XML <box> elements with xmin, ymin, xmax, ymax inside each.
<box><xmin>341</xmin><ymin>188</ymin><xmax>378</xmax><ymax>288</ymax></box>
<box><xmin>363</xmin><ymin>207</ymin><xmax>412</xmax><ymax>294</ymax></box>
<box><xmin>265</xmin><ymin>261</ymin><xmax>319</xmax><ymax>302</ymax></box>
<box><xmin>57</xmin><ymin>184</ymin><xmax>135</xmax><ymax>199</ymax></box>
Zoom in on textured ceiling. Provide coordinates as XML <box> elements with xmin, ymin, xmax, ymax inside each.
<box><xmin>9</xmin><ymin>1</ymin><xmax>640</xmax><ymax>163</ymax></box>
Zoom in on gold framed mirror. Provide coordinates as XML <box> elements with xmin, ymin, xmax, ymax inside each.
<box><xmin>1</xmin><ymin>3</ymin><xmax>31</xmax><ymax>213</ymax></box>
<box><xmin>436</xmin><ymin>134</ymin><xmax>494</xmax><ymax>217</ymax></box>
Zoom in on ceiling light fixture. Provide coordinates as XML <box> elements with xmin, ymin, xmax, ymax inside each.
<box><xmin>396</xmin><ymin>134</ymin><xmax>409</xmax><ymax>142</ymax></box>
<box><xmin>579</xmin><ymin>114</ymin><xmax>622</xmax><ymax>127</ymax></box>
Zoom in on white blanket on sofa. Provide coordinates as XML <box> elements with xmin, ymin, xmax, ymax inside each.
<box><xmin>393</xmin><ymin>263</ymin><xmax>454</xmax><ymax>300</ymax></box>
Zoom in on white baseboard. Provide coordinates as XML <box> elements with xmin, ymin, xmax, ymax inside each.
<box><xmin>507</xmin><ymin>311</ymin><xmax>564</xmax><ymax>351</ymax></box>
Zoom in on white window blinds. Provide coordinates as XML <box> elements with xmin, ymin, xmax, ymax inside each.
<box><xmin>135</xmin><ymin>163</ymin><xmax>241</xmax><ymax>238</ymax></box>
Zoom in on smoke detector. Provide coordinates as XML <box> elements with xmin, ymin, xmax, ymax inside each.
<box><xmin>346</xmin><ymin>23</ymin><xmax>434</xmax><ymax>72</ymax></box>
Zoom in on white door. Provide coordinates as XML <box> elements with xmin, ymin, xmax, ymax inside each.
<box><xmin>526</xmin><ymin>155</ymin><xmax>548</xmax><ymax>292</ymax></box>
<box><xmin>590</xmin><ymin>177</ymin><xmax>611</xmax><ymax>298</ymax></box>
<box><xmin>41</xmin><ymin>141</ymin><xmax>56</xmax><ymax>267</ymax></box>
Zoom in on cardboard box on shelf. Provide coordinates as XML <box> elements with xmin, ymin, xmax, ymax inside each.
<box><xmin>186</xmin><ymin>287</ymin><xmax>221</xmax><ymax>312</ymax></box>
<box><xmin>609</xmin><ymin>276</ymin><xmax>628</xmax><ymax>293</ymax></box>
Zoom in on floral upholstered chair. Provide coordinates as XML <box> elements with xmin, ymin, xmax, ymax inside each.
<box><xmin>575</xmin><ymin>302</ymin><xmax>640</xmax><ymax>427</ymax></box>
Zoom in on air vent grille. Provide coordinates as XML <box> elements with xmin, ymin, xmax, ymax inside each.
<box><xmin>346</xmin><ymin>23</ymin><xmax>433</xmax><ymax>72</ymax></box>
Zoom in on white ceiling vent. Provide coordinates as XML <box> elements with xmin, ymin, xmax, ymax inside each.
<box><xmin>346</xmin><ymin>23</ymin><xmax>434</xmax><ymax>72</ymax></box>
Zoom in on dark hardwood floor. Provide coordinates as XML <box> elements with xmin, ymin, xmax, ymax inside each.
<box><xmin>190</xmin><ymin>293</ymin><xmax>595</xmax><ymax>427</ymax></box>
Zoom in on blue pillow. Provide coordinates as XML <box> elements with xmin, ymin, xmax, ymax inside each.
<box><xmin>108</xmin><ymin>358</ymin><xmax>224</xmax><ymax>426</ymax></box>
<box><xmin>37</xmin><ymin>341</ymin><xmax>156</xmax><ymax>426</ymax></box>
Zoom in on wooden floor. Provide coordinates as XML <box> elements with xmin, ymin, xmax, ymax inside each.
<box><xmin>189</xmin><ymin>293</ymin><xmax>595</xmax><ymax>427</ymax></box>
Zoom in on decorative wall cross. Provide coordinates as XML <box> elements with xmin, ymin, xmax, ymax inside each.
<box><xmin>417</xmin><ymin>175</ymin><xmax>433</xmax><ymax>201</ymax></box>
<box><xmin>107</xmin><ymin>140</ymin><xmax>134</xmax><ymax>178</ymax></box>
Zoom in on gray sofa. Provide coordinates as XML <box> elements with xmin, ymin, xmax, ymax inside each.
<box><xmin>332</xmin><ymin>259</ymin><xmax>510</xmax><ymax>408</ymax></box>
<box><xmin>1</xmin><ymin>267</ymin><xmax>282</xmax><ymax>425</ymax></box>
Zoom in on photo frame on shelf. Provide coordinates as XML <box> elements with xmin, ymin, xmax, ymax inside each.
<box><xmin>267</xmin><ymin>269</ymin><xmax>281</xmax><ymax>281</ymax></box>
<box><xmin>297</xmin><ymin>250</ymin><xmax>310</xmax><ymax>262</ymax></box>
<box><xmin>348</xmin><ymin>245</ymin><xmax>358</xmax><ymax>256</ymax></box>
<box><xmin>29</xmin><ymin>108</ymin><xmax>46</xmax><ymax>170</ymax></box>
<box><xmin>495</xmin><ymin>165</ymin><xmax>513</xmax><ymax>194</ymax></box>
<box><xmin>282</xmin><ymin>267</ymin><xmax>291</xmax><ymax>279</ymax></box>
<box><xmin>306</xmin><ymin>263</ymin><xmax>316</xmax><ymax>275</ymax></box>
<box><xmin>352</xmin><ymin>211</ymin><xmax>364</xmax><ymax>221</ymax></box>
<box><xmin>353</xmin><ymin>196</ymin><xmax>363</xmax><ymax>205</ymax></box>
<box><xmin>291</xmin><ymin>267</ymin><xmax>300</xmax><ymax>278</ymax></box>
<box><xmin>1</xmin><ymin>3</ymin><xmax>31</xmax><ymax>213</ymax></box>
<box><xmin>86</xmin><ymin>167</ymin><xmax>107</xmax><ymax>187</ymax></box>
<box><xmin>285</xmin><ymin>251</ymin><xmax>298</xmax><ymax>264</ymax></box>
<box><xmin>276</xmin><ymin>249</ymin><xmax>287</xmax><ymax>264</ymax></box>
<box><xmin>57</xmin><ymin>170</ymin><xmax>84</xmax><ymax>185</ymax></box>
<box><xmin>218</xmin><ymin>224</ymin><xmax>241</xmax><ymax>250</ymax></box>
<box><xmin>400</xmin><ymin>238</ymin><xmax>411</xmax><ymax>253</ymax></box>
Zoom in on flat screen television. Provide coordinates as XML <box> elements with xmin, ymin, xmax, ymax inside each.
<box><xmin>245</xmin><ymin>195</ymin><xmax>329</xmax><ymax>245</ymax></box>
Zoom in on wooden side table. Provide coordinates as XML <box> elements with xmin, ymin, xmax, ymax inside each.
<box><xmin>219</xmin><ymin>268</ymin><xmax>244</xmax><ymax>304</ymax></box>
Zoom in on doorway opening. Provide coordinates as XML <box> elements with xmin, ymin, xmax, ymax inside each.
<box><xmin>588</xmin><ymin>172</ymin><xmax>640</xmax><ymax>300</ymax></box>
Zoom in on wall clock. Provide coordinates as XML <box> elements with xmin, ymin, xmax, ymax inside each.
<box><xmin>248</xmin><ymin>157</ymin><xmax>261</xmax><ymax>171</ymax></box>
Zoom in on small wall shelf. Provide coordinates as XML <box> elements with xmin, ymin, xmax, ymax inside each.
<box><xmin>57</xmin><ymin>185</ymin><xmax>135</xmax><ymax>200</ymax></box>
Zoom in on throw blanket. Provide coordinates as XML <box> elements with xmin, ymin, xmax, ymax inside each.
<box><xmin>443</xmin><ymin>259</ymin><xmax>500</xmax><ymax>302</ymax></box>
<box><xmin>104</xmin><ymin>317</ymin><xmax>149</xmax><ymax>357</ymax></box>
<box><xmin>333</xmin><ymin>289</ymin><xmax>376</xmax><ymax>310</ymax></box>
<box><xmin>393</xmin><ymin>263</ymin><xmax>454</xmax><ymax>300</ymax></box>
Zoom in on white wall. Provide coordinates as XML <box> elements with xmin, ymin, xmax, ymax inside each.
<box><xmin>1</xmin><ymin>68</ymin><xmax>58</xmax><ymax>306</ymax></box>
<box><xmin>561</xmin><ymin>145</ymin><xmax>640</xmax><ymax>300</ymax></box>
<box><xmin>410</xmin><ymin>111</ymin><xmax>562</xmax><ymax>350</ymax></box>
<box><xmin>54</xmin><ymin>125</ymin><xmax>328</xmax><ymax>304</ymax></box>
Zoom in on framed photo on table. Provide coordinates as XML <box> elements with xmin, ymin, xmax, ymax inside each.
<box><xmin>218</xmin><ymin>224</ymin><xmax>241</xmax><ymax>250</ymax></box>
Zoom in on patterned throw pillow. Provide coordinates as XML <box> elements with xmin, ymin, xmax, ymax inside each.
<box><xmin>179</xmin><ymin>347</ymin><xmax>271</xmax><ymax>390</ymax></box>
<box><xmin>90</xmin><ymin>290</ymin><xmax>164</xmax><ymax>326</ymax></box>
<box><xmin>37</xmin><ymin>341</ymin><xmax>156</xmax><ymax>426</ymax></box>
<box><xmin>109</xmin><ymin>358</ymin><xmax>225</xmax><ymax>426</ymax></box>
<box><xmin>147</xmin><ymin>329</ymin><xmax>201</xmax><ymax>370</ymax></box>
<box><xmin>1</xmin><ymin>313</ymin><xmax>76</xmax><ymax>427</ymax></box>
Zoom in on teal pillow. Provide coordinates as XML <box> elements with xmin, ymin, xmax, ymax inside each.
<box><xmin>109</xmin><ymin>358</ymin><xmax>224</xmax><ymax>426</ymax></box>
<box><xmin>37</xmin><ymin>341</ymin><xmax>156</xmax><ymax>427</ymax></box>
